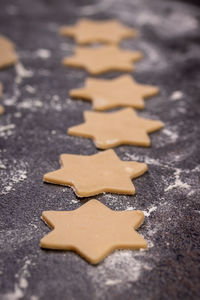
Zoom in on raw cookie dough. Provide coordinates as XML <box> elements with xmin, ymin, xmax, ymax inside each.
<box><xmin>70</xmin><ymin>75</ymin><xmax>159</xmax><ymax>110</ymax></box>
<box><xmin>0</xmin><ymin>83</ymin><xmax>4</xmax><ymax>115</ymax></box>
<box><xmin>60</xmin><ymin>19</ymin><xmax>137</xmax><ymax>45</ymax></box>
<box><xmin>40</xmin><ymin>199</ymin><xmax>147</xmax><ymax>264</ymax></box>
<box><xmin>43</xmin><ymin>149</ymin><xmax>147</xmax><ymax>197</ymax></box>
<box><xmin>0</xmin><ymin>35</ymin><xmax>18</xmax><ymax>69</ymax></box>
<box><xmin>63</xmin><ymin>46</ymin><xmax>142</xmax><ymax>75</ymax></box>
<box><xmin>68</xmin><ymin>108</ymin><xmax>164</xmax><ymax>149</ymax></box>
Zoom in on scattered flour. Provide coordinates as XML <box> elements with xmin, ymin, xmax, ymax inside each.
<box><xmin>126</xmin><ymin>206</ymin><xmax>136</xmax><ymax>211</ymax></box>
<box><xmin>18</xmin><ymin>98</ymin><xmax>43</xmax><ymax>109</ymax></box>
<box><xmin>34</xmin><ymin>49</ymin><xmax>51</xmax><ymax>59</ymax></box>
<box><xmin>1</xmin><ymin>160</ymin><xmax>27</xmax><ymax>195</ymax></box>
<box><xmin>105</xmin><ymin>279</ymin><xmax>122</xmax><ymax>286</ymax></box>
<box><xmin>0</xmin><ymin>160</ymin><xmax>6</xmax><ymax>169</ymax></box>
<box><xmin>125</xmin><ymin>152</ymin><xmax>162</xmax><ymax>166</ymax></box>
<box><xmin>80</xmin><ymin>0</ymin><xmax>114</xmax><ymax>15</ymax></box>
<box><xmin>162</xmin><ymin>128</ymin><xmax>178</xmax><ymax>143</ymax></box>
<box><xmin>143</xmin><ymin>206</ymin><xmax>157</xmax><ymax>217</ymax></box>
<box><xmin>87</xmin><ymin>251</ymin><xmax>151</xmax><ymax>297</ymax></box>
<box><xmin>170</xmin><ymin>91</ymin><xmax>183</xmax><ymax>101</ymax></box>
<box><xmin>165</xmin><ymin>168</ymin><xmax>191</xmax><ymax>191</ymax></box>
<box><xmin>4</xmin><ymin>63</ymin><xmax>33</xmax><ymax>107</ymax></box>
<box><xmin>15</xmin><ymin>63</ymin><xmax>33</xmax><ymax>84</ymax></box>
<box><xmin>2</xmin><ymin>259</ymin><xmax>31</xmax><ymax>300</ymax></box>
<box><xmin>25</xmin><ymin>85</ymin><xmax>36</xmax><ymax>94</ymax></box>
<box><xmin>136</xmin><ymin>40</ymin><xmax>167</xmax><ymax>71</ymax></box>
<box><xmin>14</xmin><ymin>112</ymin><xmax>22</xmax><ymax>118</ymax></box>
<box><xmin>50</xmin><ymin>95</ymin><xmax>62</xmax><ymax>111</ymax></box>
<box><xmin>0</xmin><ymin>124</ymin><xmax>16</xmax><ymax>138</ymax></box>
<box><xmin>71</xmin><ymin>199</ymin><xmax>79</xmax><ymax>204</ymax></box>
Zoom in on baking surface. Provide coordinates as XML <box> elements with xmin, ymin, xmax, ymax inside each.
<box><xmin>0</xmin><ymin>0</ymin><xmax>200</xmax><ymax>299</ymax></box>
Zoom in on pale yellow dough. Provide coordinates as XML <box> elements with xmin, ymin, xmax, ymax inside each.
<box><xmin>60</xmin><ymin>19</ymin><xmax>137</xmax><ymax>45</ymax></box>
<box><xmin>68</xmin><ymin>108</ymin><xmax>163</xmax><ymax>149</ymax></box>
<box><xmin>40</xmin><ymin>199</ymin><xmax>147</xmax><ymax>264</ymax></box>
<box><xmin>70</xmin><ymin>75</ymin><xmax>159</xmax><ymax>110</ymax></box>
<box><xmin>43</xmin><ymin>149</ymin><xmax>147</xmax><ymax>197</ymax></box>
<box><xmin>63</xmin><ymin>46</ymin><xmax>142</xmax><ymax>75</ymax></box>
<box><xmin>0</xmin><ymin>35</ymin><xmax>18</xmax><ymax>69</ymax></box>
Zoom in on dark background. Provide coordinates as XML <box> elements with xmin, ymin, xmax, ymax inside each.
<box><xmin>0</xmin><ymin>0</ymin><xmax>200</xmax><ymax>299</ymax></box>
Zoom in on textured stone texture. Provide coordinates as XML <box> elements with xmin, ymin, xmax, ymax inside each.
<box><xmin>0</xmin><ymin>0</ymin><xmax>200</xmax><ymax>299</ymax></box>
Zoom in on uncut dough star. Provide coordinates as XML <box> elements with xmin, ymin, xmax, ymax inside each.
<box><xmin>43</xmin><ymin>149</ymin><xmax>147</xmax><ymax>197</ymax></box>
<box><xmin>0</xmin><ymin>35</ymin><xmax>18</xmax><ymax>69</ymax></box>
<box><xmin>40</xmin><ymin>199</ymin><xmax>147</xmax><ymax>264</ymax></box>
<box><xmin>70</xmin><ymin>75</ymin><xmax>159</xmax><ymax>110</ymax></box>
<box><xmin>60</xmin><ymin>19</ymin><xmax>137</xmax><ymax>45</ymax></box>
<box><xmin>63</xmin><ymin>46</ymin><xmax>142</xmax><ymax>75</ymax></box>
<box><xmin>68</xmin><ymin>108</ymin><xmax>164</xmax><ymax>149</ymax></box>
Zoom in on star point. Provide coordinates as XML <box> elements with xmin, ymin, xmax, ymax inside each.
<box><xmin>0</xmin><ymin>35</ymin><xmax>18</xmax><ymax>69</ymax></box>
<box><xmin>60</xmin><ymin>19</ymin><xmax>137</xmax><ymax>45</ymax></box>
<box><xmin>43</xmin><ymin>149</ymin><xmax>147</xmax><ymax>197</ymax></box>
<box><xmin>69</xmin><ymin>75</ymin><xmax>159</xmax><ymax>110</ymax></box>
<box><xmin>40</xmin><ymin>199</ymin><xmax>147</xmax><ymax>264</ymax></box>
<box><xmin>63</xmin><ymin>46</ymin><xmax>142</xmax><ymax>75</ymax></box>
<box><xmin>68</xmin><ymin>108</ymin><xmax>164</xmax><ymax>149</ymax></box>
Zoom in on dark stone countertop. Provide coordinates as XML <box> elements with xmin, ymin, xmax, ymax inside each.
<box><xmin>0</xmin><ymin>0</ymin><xmax>200</xmax><ymax>299</ymax></box>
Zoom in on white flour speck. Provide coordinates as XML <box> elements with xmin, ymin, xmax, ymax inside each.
<box><xmin>2</xmin><ymin>259</ymin><xmax>31</xmax><ymax>300</ymax></box>
<box><xmin>1</xmin><ymin>160</ymin><xmax>27</xmax><ymax>195</ymax></box>
<box><xmin>25</xmin><ymin>85</ymin><xmax>36</xmax><ymax>94</ymax></box>
<box><xmin>171</xmin><ymin>91</ymin><xmax>183</xmax><ymax>101</ymax></box>
<box><xmin>0</xmin><ymin>160</ymin><xmax>6</xmax><ymax>169</ymax></box>
<box><xmin>87</xmin><ymin>251</ymin><xmax>151</xmax><ymax>297</ymax></box>
<box><xmin>124</xmin><ymin>153</ymin><xmax>162</xmax><ymax>166</ymax></box>
<box><xmin>143</xmin><ymin>206</ymin><xmax>157</xmax><ymax>217</ymax></box>
<box><xmin>35</xmin><ymin>49</ymin><xmax>51</xmax><ymax>59</ymax></box>
<box><xmin>18</xmin><ymin>98</ymin><xmax>43</xmax><ymax>109</ymax></box>
<box><xmin>15</xmin><ymin>63</ymin><xmax>33</xmax><ymax>84</ymax></box>
<box><xmin>0</xmin><ymin>124</ymin><xmax>15</xmax><ymax>138</ymax></box>
<box><xmin>126</xmin><ymin>206</ymin><xmax>136</xmax><ymax>211</ymax></box>
<box><xmin>162</xmin><ymin>128</ymin><xmax>178</xmax><ymax>143</ymax></box>
<box><xmin>165</xmin><ymin>168</ymin><xmax>191</xmax><ymax>191</ymax></box>
<box><xmin>14</xmin><ymin>112</ymin><xmax>22</xmax><ymax>118</ymax></box>
<box><xmin>105</xmin><ymin>279</ymin><xmax>122</xmax><ymax>286</ymax></box>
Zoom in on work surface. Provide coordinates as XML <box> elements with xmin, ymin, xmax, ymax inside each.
<box><xmin>0</xmin><ymin>0</ymin><xmax>200</xmax><ymax>299</ymax></box>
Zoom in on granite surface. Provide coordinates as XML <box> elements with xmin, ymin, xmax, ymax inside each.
<box><xmin>0</xmin><ymin>0</ymin><xmax>200</xmax><ymax>299</ymax></box>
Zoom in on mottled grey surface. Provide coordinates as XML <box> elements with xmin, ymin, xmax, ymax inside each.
<box><xmin>0</xmin><ymin>0</ymin><xmax>200</xmax><ymax>299</ymax></box>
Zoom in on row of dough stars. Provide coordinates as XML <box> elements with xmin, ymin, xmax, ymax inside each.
<box><xmin>41</xmin><ymin>19</ymin><xmax>164</xmax><ymax>264</ymax></box>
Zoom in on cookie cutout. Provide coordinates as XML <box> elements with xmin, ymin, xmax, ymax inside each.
<box><xmin>70</xmin><ymin>75</ymin><xmax>159</xmax><ymax>110</ymax></box>
<box><xmin>0</xmin><ymin>35</ymin><xmax>18</xmax><ymax>69</ymax></box>
<box><xmin>68</xmin><ymin>108</ymin><xmax>164</xmax><ymax>149</ymax></box>
<box><xmin>0</xmin><ymin>83</ymin><xmax>4</xmax><ymax>115</ymax></box>
<box><xmin>43</xmin><ymin>149</ymin><xmax>147</xmax><ymax>197</ymax></box>
<box><xmin>63</xmin><ymin>46</ymin><xmax>142</xmax><ymax>75</ymax></box>
<box><xmin>40</xmin><ymin>199</ymin><xmax>147</xmax><ymax>264</ymax></box>
<box><xmin>60</xmin><ymin>19</ymin><xmax>137</xmax><ymax>45</ymax></box>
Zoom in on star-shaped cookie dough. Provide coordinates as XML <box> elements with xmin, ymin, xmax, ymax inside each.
<box><xmin>60</xmin><ymin>19</ymin><xmax>137</xmax><ymax>45</ymax></box>
<box><xmin>0</xmin><ymin>35</ymin><xmax>18</xmax><ymax>69</ymax></box>
<box><xmin>70</xmin><ymin>75</ymin><xmax>159</xmax><ymax>110</ymax></box>
<box><xmin>43</xmin><ymin>149</ymin><xmax>147</xmax><ymax>197</ymax></box>
<box><xmin>68</xmin><ymin>108</ymin><xmax>164</xmax><ymax>149</ymax></box>
<box><xmin>40</xmin><ymin>199</ymin><xmax>147</xmax><ymax>264</ymax></box>
<box><xmin>0</xmin><ymin>83</ymin><xmax>4</xmax><ymax>115</ymax></box>
<box><xmin>63</xmin><ymin>46</ymin><xmax>142</xmax><ymax>75</ymax></box>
